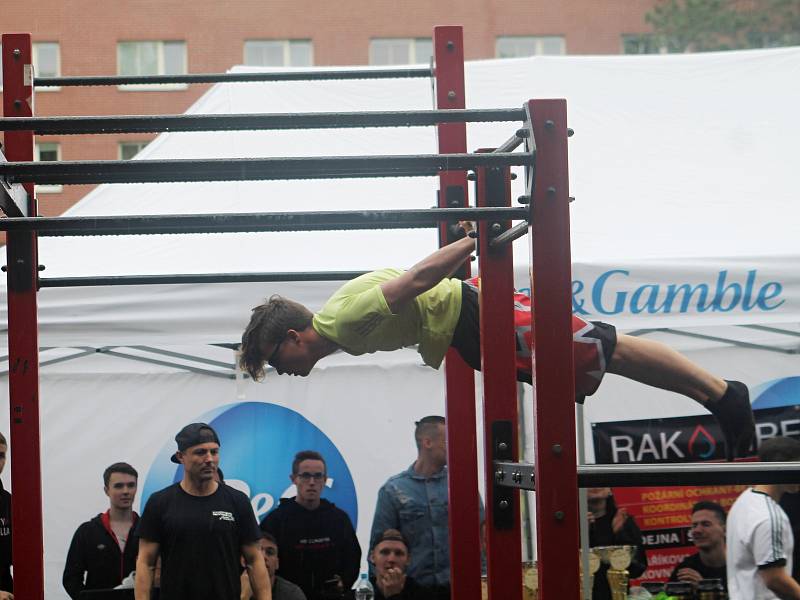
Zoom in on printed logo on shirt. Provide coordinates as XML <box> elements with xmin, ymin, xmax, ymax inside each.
<box><xmin>213</xmin><ymin>510</ymin><xmax>235</xmax><ymax>522</ymax></box>
<box><xmin>142</xmin><ymin>402</ymin><xmax>358</xmax><ymax>529</ymax></box>
<box><xmin>294</xmin><ymin>537</ymin><xmax>335</xmax><ymax>551</ymax></box>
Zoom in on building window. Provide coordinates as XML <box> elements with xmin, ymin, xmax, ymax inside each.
<box><xmin>35</xmin><ymin>142</ymin><xmax>62</xmax><ymax>194</ymax></box>
<box><xmin>117</xmin><ymin>41</ymin><xmax>187</xmax><ymax>90</ymax></box>
<box><xmin>369</xmin><ymin>38</ymin><xmax>433</xmax><ymax>65</ymax></box>
<box><xmin>622</xmin><ymin>34</ymin><xmax>662</xmax><ymax>54</ymax></box>
<box><xmin>496</xmin><ymin>36</ymin><xmax>566</xmax><ymax>58</ymax></box>
<box><xmin>0</xmin><ymin>43</ymin><xmax>62</xmax><ymax>91</ymax></box>
<box><xmin>244</xmin><ymin>40</ymin><xmax>313</xmax><ymax>67</ymax></box>
<box><xmin>119</xmin><ymin>141</ymin><xmax>150</xmax><ymax>160</ymax></box>
<box><xmin>33</xmin><ymin>42</ymin><xmax>60</xmax><ymax>77</ymax></box>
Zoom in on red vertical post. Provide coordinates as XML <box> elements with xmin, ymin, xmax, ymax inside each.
<box><xmin>433</xmin><ymin>26</ymin><xmax>482</xmax><ymax>600</ymax></box>
<box><xmin>528</xmin><ymin>99</ymin><xmax>579</xmax><ymax>598</ymax></box>
<box><xmin>2</xmin><ymin>33</ymin><xmax>45</xmax><ymax>600</ymax></box>
<box><xmin>477</xmin><ymin>163</ymin><xmax>522</xmax><ymax>600</ymax></box>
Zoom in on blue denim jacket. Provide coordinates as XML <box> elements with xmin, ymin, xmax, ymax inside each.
<box><xmin>370</xmin><ymin>464</ymin><xmax>451</xmax><ymax>587</ymax></box>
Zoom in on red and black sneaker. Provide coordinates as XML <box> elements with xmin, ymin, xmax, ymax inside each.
<box><xmin>707</xmin><ymin>380</ymin><xmax>755</xmax><ymax>461</ymax></box>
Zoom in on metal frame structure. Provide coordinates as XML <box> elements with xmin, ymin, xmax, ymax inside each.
<box><xmin>3</xmin><ymin>26</ymin><xmax>800</xmax><ymax>600</ymax></box>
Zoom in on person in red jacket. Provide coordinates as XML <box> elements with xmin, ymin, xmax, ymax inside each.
<box><xmin>62</xmin><ymin>462</ymin><xmax>140</xmax><ymax>599</ymax></box>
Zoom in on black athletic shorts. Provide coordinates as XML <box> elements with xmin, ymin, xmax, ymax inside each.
<box><xmin>449</xmin><ymin>279</ymin><xmax>617</xmax><ymax>403</ymax></box>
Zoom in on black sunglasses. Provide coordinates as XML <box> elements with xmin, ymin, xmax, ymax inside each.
<box><xmin>267</xmin><ymin>337</ymin><xmax>285</xmax><ymax>369</ymax></box>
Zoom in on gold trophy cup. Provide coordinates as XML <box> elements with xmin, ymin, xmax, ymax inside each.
<box><xmin>592</xmin><ymin>545</ymin><xmax>634</xmax><ymax>600</ymax></box>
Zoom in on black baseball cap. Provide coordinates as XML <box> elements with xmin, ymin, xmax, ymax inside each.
<box><xmin>170</xmin><ymin>423</ymin><xmax>220</xmax><ymax>463</ymax></box>
<box><xmin>371</xmin><ymin>529</ymin><xmax>409</xmax><ymax>551</ymax></box>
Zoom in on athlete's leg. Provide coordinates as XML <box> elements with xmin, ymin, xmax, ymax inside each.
<box><xmin>607</xmin><ymin>334</ymin><xmax>726</xmax><ymax>403</ymax></box>
<box><xmin>608</xmin><ymin>334</ymin><xmax>754</xmax><ymax>460</ymax></box>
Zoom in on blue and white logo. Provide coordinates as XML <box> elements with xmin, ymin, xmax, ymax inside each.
<box><xmin>570</xmin><ymin>269</ymin><xmax>784</xmax><ymax>317</ymax></box>
<box><xmin>751</xmin><ymin>376</ymin><xmax>800</xmax><ymax>410</ymax></box>
<box><xmin>141</xmin><ymin>402</ymin><xmax>358</xmax><ymax>526</ymax></box>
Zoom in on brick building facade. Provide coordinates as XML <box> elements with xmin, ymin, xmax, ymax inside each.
<box><xmin>1</xmin><ymin>0</ymin><xmax>657</xmax><ymax>215</ymax></box>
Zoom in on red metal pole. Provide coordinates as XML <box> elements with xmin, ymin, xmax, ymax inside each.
<box><xmin>433</xmin><ymin>26</ymin><xmax>482</xmax><ymax>600</ymax></box>
<box><xmin>528</xmin><ymin>99</ymin><xmax>580</xmax><ymax>599</ymax></box>
<box><xmin>2</xmin><ymin>33</ymin><xmax>44</xmax><ymax>600</ymax></box>
<box><xmin>477</xmin><ymin>163</ymin><xmax>523</xmax><ymax>600</ymax></box>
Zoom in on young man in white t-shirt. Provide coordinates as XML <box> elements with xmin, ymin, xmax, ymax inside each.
<box><xmin>727</xmin><ymin>436</ymin><xmax>800</xmax><ymax>600</ymax></box>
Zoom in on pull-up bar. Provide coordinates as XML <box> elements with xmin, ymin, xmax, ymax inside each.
<box><xmin>0</xmin><ymin>108</ymin><xmax>527</xmax><ymax>135</ymax></box>
<box><xmin>34</xmin><ymin>67</ymin><xmax>433</xmax><ymax>87</ymax></box>
<box><xmin>0</xmin><ymin>152</ymin><xmax>531</xmax><ymax>185</ymax></box>
<box><xmin>495</xmin><ymin>460</ymin><xmax>800</xmax><ymax>489</ymax></box>
<box><xmin>0</xmin><ymin>206</ymin><xmax>528</xmax><ymax>236</ymax></box>
<box><xmin>38</xmin><ymin>271</ymin><xmax>371</xmax><ymax>288</ymax></box>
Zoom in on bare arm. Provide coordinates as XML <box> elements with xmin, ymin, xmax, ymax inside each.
<box><xmin>760</xmin><ymin>565</ymin><xmax>800</xmax><ymax>600</ymax></box>
<box><xmin>134</xmin><ymin>539</ymin><xmax>160</xmax><ymax>600</ymax></box>
<box><xmin>380</xmin><ymin>234</ymin><xmax>475</xmax><ymax>314</ymax></box>
<box><xmin>242</xmin><ymin>542</ymin><xmax>272</xmax><ymax>600</ymax></box>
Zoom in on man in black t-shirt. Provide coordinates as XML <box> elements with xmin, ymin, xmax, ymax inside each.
<box><xmin>669</xmin><ymin>501</ymin><xmax>728</xmax><ymax>592</ymax></box>
<box><xmin>134</xmin><ymin>423</ymin><xmax>269</xmax><ymax>600</ymax></box>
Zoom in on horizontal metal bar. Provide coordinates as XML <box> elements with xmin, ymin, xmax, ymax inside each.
<box><xmin>659</xmin><ymin>327</ymin><xmax>799</xmax><ymax>355</ymax></box>
<box><xmin>495</xmin><ymin>132</ymin><xmax>525</xmax><ymax>154</ymax></box>
<box><xmin>129</xmin><ymin>346</ymin><xmax>234</xmax><ymax>370</ymax></box>
<box><xmin>0</xmin><ymin>149</ymin><xmax>30</xmax><ymax>217</ymax></box>
<box><xmin>489</xmin><ymin>221</ymin><xmax>529</xmax><ymax>247</ymax></box>
<box><xmin>97</xmin><ymin>348</ymin><xmax>234</xmax><ymax>379</ymax></box>
<box><xmin>494</xmin><ymin>460</ymin><xmax>800</xmax><ymax>490</ymax></box>
<box><xmin>0</xmin><ymin>152</ymin><xmax>531</xmax><ymax>185</ymax></box>
<box><xmin>38</xmin><ymin>271</ymin><xmax>369</xmax><ymax>287</ymax></box>
<box><xmin>741</xmin><ymin>324</ymin><xmax>800</xmax><ymax>339</ymax></box>
<box><xmin>0</xmin><ymin>109</ymin><xmax>528</xmax><ymax>135</ymax></box>
<box><xmin>34</xmin><ymin>67</ymin><xmax>433</xmax><ymax>87</ymax></box>
<box><xmin>3</xmin><ymin>206</ymin><xmax>528</xmax><ymax>236</ymax></box>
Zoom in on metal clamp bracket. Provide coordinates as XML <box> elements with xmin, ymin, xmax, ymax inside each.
<box><xmin>491</xmin><ymin>420</ymin><xmax>515</xmax><ymax>529</ymax></box>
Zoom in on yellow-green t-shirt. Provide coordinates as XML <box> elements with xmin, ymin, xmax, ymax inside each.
<box><xmin>312</xmin><ymin>268</ymin><xmax>463</xmax><ymax>369</ymax></box>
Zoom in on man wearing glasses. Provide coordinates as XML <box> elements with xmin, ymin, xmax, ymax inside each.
<box><xmin>260</xmin><ymin>450</ymin><xmax>361</xmax><ymax>600</ymax></box>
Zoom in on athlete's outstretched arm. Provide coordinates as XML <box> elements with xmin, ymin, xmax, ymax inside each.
<box><xmin>381</xmin><ymin>232</ymin><xmax>475</xmax><ymax>313</ymax></box>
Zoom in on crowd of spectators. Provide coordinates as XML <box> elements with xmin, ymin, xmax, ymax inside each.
<box><xmin>0</xmin><ymin>425</ymin><xmax>795</xmax><ymax>599</ymax></box>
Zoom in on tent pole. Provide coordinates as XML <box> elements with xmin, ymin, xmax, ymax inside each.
<box><xmin>2</xmin><ymin>33</ymin><xmax>45</xmax><ymax>600</ymax></box>
<box><xmin>434</xmin><ymin>26</ymin><xmax>482</xmax><ymax>600</ymax></box>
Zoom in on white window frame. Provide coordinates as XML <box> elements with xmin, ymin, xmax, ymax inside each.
<box><xmin>117</xmin><ymin>40</ymin><xmax>188</xmax><ymax>91</ymax></box>
<box><xmin>495</xmin><ymin>35</ymin><xmax>566</xmax><ymax>58</ymax></box>
<box><xmin>118</xmin><ymin>141</ymin><xmax>150</xmax><ymax>160</ymax></box>
<box><xmin>369</xmin><ymin>38</ymin><xmax>432</xmax><ymax>66</ymax></box>
<box><xmin>243</xmin><ymin>39</ymin><xmax>314</xmax><ymax>67</ymax></box>
<box><xmin>33</xmin><ymin>41</ymin><xmax>61</xmax><ymax>92</ymax></box>
<box><xmin>34</xmin><ymin>142</ymin><xmax>63</xmax><ymax>194</ymax></box>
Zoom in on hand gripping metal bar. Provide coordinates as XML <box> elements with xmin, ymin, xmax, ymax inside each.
<box><xmin>494</xmin><ymin>460</ymin><xmax>800</xmax><ymax>489</ymax></box>
<box><xmin>0</xmin><ymin>152</ymin><xmax>529</xmax><ymax>185</ymax></box>
<box><xmin>0</xmin><ymin>206</ymin><xmax>529</xmax><ymax>236</ymax></box>
<box><xmin>0</xmin><ymin>109</ymin><xmax>527</xmax><ymax>135</ymax></box>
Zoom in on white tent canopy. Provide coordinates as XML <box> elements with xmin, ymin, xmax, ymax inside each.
<box><xmin>1</xmin><ymin>48</ymin><xmax>799</xmax><ymax>600</ymax></box>
<box><xmin>2</xmin><ymin>47</ymin><xmax>799</xmax><ymax>348</ymax></box>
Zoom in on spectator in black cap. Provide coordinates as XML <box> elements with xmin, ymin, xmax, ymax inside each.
<box><xmin>370</xmin><ymin>529</ymin><xmax>430</xmax><ymax>600</ymax></box>
<box><xmin>134</xmin><ymin>423</ymin><xmax>269</xmax><ymax>600</ymax></box>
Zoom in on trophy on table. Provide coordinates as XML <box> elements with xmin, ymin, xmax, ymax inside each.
<box><xmin>592</xmin><ymin>545</ymin><xmax>635</xmax><ymax>600</ymax></box>
<box><xmin>583</xmin><ymin>549</ymin><xmax>602</xmax><ymax>599</ymax></box>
